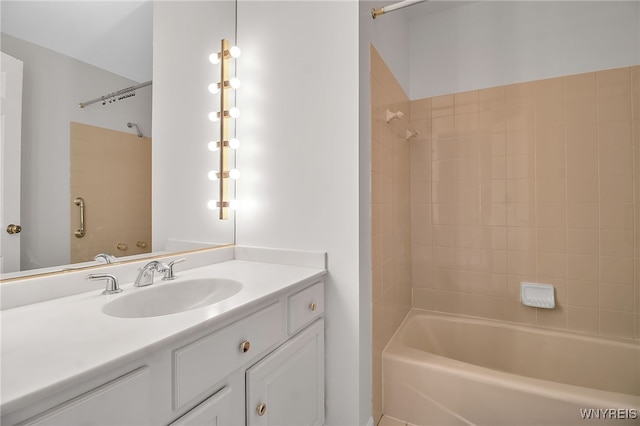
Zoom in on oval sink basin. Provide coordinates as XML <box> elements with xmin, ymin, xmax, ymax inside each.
<box><xmin>102</xmin><ymin>278</ymin><xmax>243</xmax><ymax>318</ymax></box>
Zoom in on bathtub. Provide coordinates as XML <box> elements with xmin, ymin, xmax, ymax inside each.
<box><xmin>382</xmin><ymin>309</ymin><xmax>640</xmax><ymax>426</ymax></box>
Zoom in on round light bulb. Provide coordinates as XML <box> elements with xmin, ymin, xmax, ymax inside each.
<box><xmin>229</xmin><ymin>77</ymin><xmax>241</xmax><ymax>89</ymax></box>
<box><xmin>228</xmin><ymin>200</ymin><xmax>240</xmax><ymax>210</ymax></box>
<box><xmin>228</xmin><ymin>138</ymin><xmax>240</xmax><ymax>149</ymax></box>
<box><xmin>209</xmin><ymin>111</ymin><xmax>219</xmax><ymax>122</ymax></box>
<box><xmin>207</xmin><ymin>200</ymin><xmax>218</xmax><ymax>210</ymax></box>
<box><xmin>229</xmin><ymin>107</ymin><xmax>240</xmax><ymax>118</ymax></box>
<box><xmin>208</xmin><ymin>141</ymin><xmax>219</xmax><ymax>152</ymax></box>
<box><xmin>208</xmin><ymin>170</ymin><xmax>219</xmax><ymax>181</ymax></box>
<box><xmin>229</xmin><ymin>46</ymin><xmax>241</xmax><ymax>58</ymax></box>
<box><xmin>229</xmin><ymin>168</ymin><xmax>241</xmax><ymax>180</ymax></box>
<box><xmin>209</xmin><ymin>53</ymin><xmax>220</xmax><ymax>64</ymax></box>
<box><xmin>208</xmin><ymin>83</ymin><xmax>220</xmax><ymax>94</ymax></box>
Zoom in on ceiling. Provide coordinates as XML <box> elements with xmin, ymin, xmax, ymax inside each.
<box><xmin>1</xmin><ymin>0</ymin><xmax>153</xmax><ymax>83</ymax></box>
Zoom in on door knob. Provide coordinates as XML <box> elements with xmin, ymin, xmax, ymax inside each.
<box><xmin>6</xmin><ymin>224</ymin><xmax>22</xmax><ymax>234</ymax></box>
<box><xmin>256</xmin><ymin>402</ymin><xmax>267</xmax><ymax>416</ymax></box>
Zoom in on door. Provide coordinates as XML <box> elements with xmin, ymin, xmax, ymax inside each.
<box><xmin>25</xmin><ymin>367</ymin><xmax>151</xmax><ymax>426</ymax></box>
<box><xmin>170</xmin><ymin>386</ymin><xmax>233</xmax><ymax>426</ymax></box>
<box><xmin>246</xmin><ymin>320</ymin><xmax>324</xmax><ymax>426</ymax></box>
<box><xmin>0</xmin><ymin>52</ymin><xmax>24</xmax><ymax>273</ymax></box>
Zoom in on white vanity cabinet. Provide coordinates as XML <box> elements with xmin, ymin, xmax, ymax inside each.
<box><xmin>171</xmin><ymin>302</ymin><xmax>287</xmax><ymax>411</ymax></box>
<box><xmin>247</xmin><ymin>319</ymin><xmax>324</xmax><ymax>426</ymax></box>
<box><xmin>3</xmin><ymin>276</ymin><xmax>325</xmax><ymax>426</ymax></box>
<box><xmin>170</xmin><ymin>281</ymin><xmax>325</xmax><ymax>426</ymax></box>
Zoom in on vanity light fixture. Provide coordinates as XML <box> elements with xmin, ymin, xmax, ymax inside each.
<box><xmin>210</xmin><ymin>107</ymin><xmax>241</xmax><ymax>120</ymax></box>
<box><xmin>228</xmin><ymin>107</ymin><xmax>240</xmax><ymax>118</ymax></box>
<box><xmin>208</xmin><ymin>169</ymin><xmax>241</xmax><ymax>181</ymax></box>
<box><xmin>208</xmin><ymin>45</ymin><xmax>241</xmax><ymax>64</ymax></box>
<box><xmin>229</xmin><ymin>77</ymin><xmax>241</xmax><ymax>89</ymax></box>
<box><xmin>208</xmin><ymin>83</ymin><xmax>220</xmax><ymax>94</ymax></box>
<box><xmin>207</xmin><ymin>200</ymin><xmax>240</xmax><ymax>210</ymax></box>
<box><xmin>228</xmin><ymin>138</ymin><xmax>240</xmax><ymax>149</ymax></box>
<box><xmin>208</xmin><ymin>138</ymin><xmax>240</xmax><ymax>152</ymax></box>
<box><xmin>207</xmin><ymin>78</ymin><xmax>240</xmax><ymax>95</ymax></box>
<box><xmin>208</xmin><ymin>39</ymin><xmax>240</xmax><ymax>219</ymax></box>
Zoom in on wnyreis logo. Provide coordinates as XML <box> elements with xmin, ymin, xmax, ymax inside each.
<box><xmin>580</xmin><ymin>409</ymin><xmax>638</xmax><ymax>420</ymax></box>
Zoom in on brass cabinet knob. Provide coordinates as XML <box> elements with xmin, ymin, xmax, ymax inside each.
<box><xmin>6</xmin><ymin>224</ymin><xmax>22</xmax><ymax>234</ymax></box>
<box><xmin>136</xmin><ymin>241</ymin><xmax>147</xmax><ymax>248</ymax></box>
<box><xmin>240</xmin><ymin>340</ymin><xmax>251</xmax><ymax>353</ymax></box>
<box><xmin>309</xmin><ymin>302</ymin><xmax>317</xmax><ymax>311</ymax></box>
<box><xmin>256</xmin><ymin>402</ymin><xmax>267</xmax><ymax>416</ymax></box>
<box><xmin>116</xmin><ymin>243</ymin><xmax>128</xmax><ymax>251</ymax></box>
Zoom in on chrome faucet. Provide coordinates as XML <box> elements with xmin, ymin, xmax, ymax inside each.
<box><xmin>86</xmin><ymin>273</ymin><xmax>122</xmax><ymax>295</ymax></box>
<box><xmin>162</xmin><ymin>258</ymin><xmax>186</xmax><ymax>281</ymax></box>
<box><xmin>94</xmin><ymin>253</ymin><xmax>117</xmax><ymax>264</ymax></box>
<box><xmin>134</xmin><ymin>261</ymin><xmax>165</xmax><ymax>287</ymax></box>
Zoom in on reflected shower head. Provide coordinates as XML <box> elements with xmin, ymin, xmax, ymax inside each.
<box><xmin>127</xmin><ymin>122</ymin><xmax>143</xmax><ymax>138</ymax></box>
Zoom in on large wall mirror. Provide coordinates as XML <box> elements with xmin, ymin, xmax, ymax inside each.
<box><xmin>0</xmin><ymin>1</ymin><xmax>237</xmax><ymax>279</ymax></box>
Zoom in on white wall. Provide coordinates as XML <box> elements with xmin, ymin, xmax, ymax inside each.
<box><xmin>235</xmin><ymin>2</ymin><xmax>362</xmax><ymax>425</ymax></box>
<box><xmin>1</xmin><ymin>34</ymin><xmax>152</xmax><ymax>271</ymax></box>
<box><xmin>409</xmin><ymin>1</ymin><xmax>640</xmax><ymax>99</ymax></box>
<box><xmin>153</xmin><ymin>7</ymin><xmax>365</xmax><ymax>423</ymax></box>
<box><xmin>152</xmin><ymin>1</ymin><xmax>236</xmax><ymax>250</ymax></box>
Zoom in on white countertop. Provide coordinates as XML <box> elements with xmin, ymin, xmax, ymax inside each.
<box><xmin>1</xmin><ymin>257</ymin><xmax>326</xmax><ymax>413</ymax></box>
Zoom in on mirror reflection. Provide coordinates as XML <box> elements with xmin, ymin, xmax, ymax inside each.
<box><xmin>0</xmin><ymin>0</ymin><xmax>237</xmax><ymax>278</ymax></box>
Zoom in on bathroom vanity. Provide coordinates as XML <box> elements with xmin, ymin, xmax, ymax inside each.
<box><xmin>0</xmin><ymin>247</ymin><xmax>326</xmax><ymax>426</ymax></box>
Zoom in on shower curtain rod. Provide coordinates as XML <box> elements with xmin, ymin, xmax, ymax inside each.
<box><xmin>372</xmin><ymin>0</ymin><xmax>427</xmax><ymax>19</ymax></box>
<box><xmin>78</xmin><ymin>80</ymin><xmax>152</xmax><ymax>108</ymax></box>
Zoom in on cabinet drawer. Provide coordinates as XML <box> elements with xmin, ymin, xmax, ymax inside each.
<box><xmin>288</xmin><ymin>282</ymin><xmax>324</xmax><ymax>334</ymax></box>
<box><xmin>24</xmin><ymin>366</ymin><xmax>151</xmax><ymax>426</ymax></box>
<box><xmin>173</xmin><ymin>302</ymin><xmax>285</xmax><ymax>410</ymax></box>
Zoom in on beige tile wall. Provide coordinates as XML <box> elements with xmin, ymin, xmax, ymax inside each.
<box><xmin>370</xmin><ymin>45</ymin><xmax>412</xmax><ymax>424</ymax></box>
<box><xmin>411</xmin><ymin>66</ymin><xmax>640</xmax><ymax>341</ymax></box>
<box><xmin>70</xmin><ymin>122</ymin><xmax>152</xmax><ymax>263</ymax></box>
<box><xmin>371</xmin><ymin>52</ymin><xmax>639</xmax><ymax>422</ymax></box>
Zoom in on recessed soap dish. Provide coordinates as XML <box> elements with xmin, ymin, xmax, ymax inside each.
<box><xmin>520</xmin><ymin>282</ymin><xmax>555</xmax><ymax>309</ymax></box>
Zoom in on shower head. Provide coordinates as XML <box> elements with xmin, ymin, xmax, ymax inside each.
<box><xmin>127</xmin><ymin>122</ymin><xmax>143</xmax><ymax>138</ymax></box>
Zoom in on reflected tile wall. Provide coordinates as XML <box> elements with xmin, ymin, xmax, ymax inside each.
<box><xmin>411</xmin><ymin>66</ymin><xmax>640</xmax><ymax>341</ymax></box>
<box><xmin>370</xmin><ymin>45</ymin><xmax>412</xmax><ymax>423</ymax></box>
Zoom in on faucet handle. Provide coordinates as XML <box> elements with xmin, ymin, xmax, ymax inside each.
<box><xmin>86</xmin><ymin>273</ymin><xmax>122</xmax><ymax>295</ymax></box>
<box><xmin>94</xmin><ymin>253</ymin><xmax>117</xmax><ymax>264</ymax></box>
<box><xmin>162</xmin><ymin>258</ymin><xmax>186</xmax><ymax>281</ymax></box>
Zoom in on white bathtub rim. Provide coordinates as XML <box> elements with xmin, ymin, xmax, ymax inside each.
<box><xmin>383</xmin><ymin>309</ymin><xmax>640</xmax><ymax>410</ymax></box>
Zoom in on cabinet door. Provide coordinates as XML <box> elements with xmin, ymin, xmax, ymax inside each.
<box><xmin>170</xmin><ymin>386</ymin><xmax>232</xmax><ymax>426</ymax></box>
<box><xmin>246</xmin><ymin>319</ymin><xmax>324</xmax><ymax>426</ymax></box>
<box><xmin>24</xmin><ymin>367</ymin><xmax>151</xmax><ymax>426</ymax></box>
